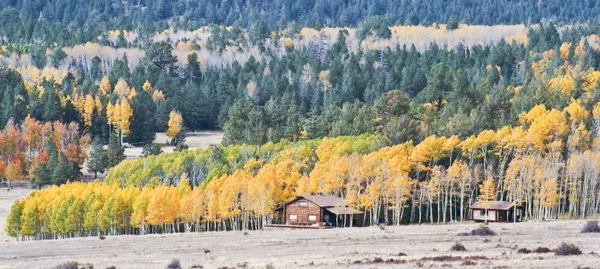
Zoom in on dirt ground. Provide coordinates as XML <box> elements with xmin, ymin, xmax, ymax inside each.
<box><xmin>124</xmin><ymin>131</ymin><xmax>223</xmax><ymax>159</ymax></box>
<box><xmin>1</xmin><ymin>188</ymin><xmax>599</xmax><ymax>269</ymax></box>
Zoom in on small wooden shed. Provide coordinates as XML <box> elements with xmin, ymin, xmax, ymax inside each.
<box><xmin>470</xmin><ymin>201</ymin><xmax>522</xmax><ymax>222</ymax></box>
<box><xmin>279</xmin><ymin>194</ymin><xmax>363</xmax><ymax>227</ymax></box>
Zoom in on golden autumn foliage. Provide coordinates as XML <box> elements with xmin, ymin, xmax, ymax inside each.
<box><xmin>9</xmin><ymin>97</ymin><xmax>600</xmax><ymax>239</ymax></box>
<box><xmin>167</xmin><ymin>110</ymin><xmax>183</xmax><ymax>139</ymax></box>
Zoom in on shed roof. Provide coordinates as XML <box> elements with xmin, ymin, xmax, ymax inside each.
<box><xmin>471</xmin><ymin>201</ymin><xmax>518</xmax><ymax>210</ymax></box>
<box><xmin>325</xmin><ymin>206</ymin><xmax>363</xmax><ymax>215</ymax></box>
<box><xmin>297</xmin><ymin>194</ymin><xmax>347</xmax><ymax>207</ymax></box>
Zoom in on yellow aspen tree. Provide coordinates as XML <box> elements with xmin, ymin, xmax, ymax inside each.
<box><xmin>114</xmin><ymin>78</ymin><xmax>130</xmax><ymax>99</ymax></box>
<box><xmin>478</xmin><ymin>176</ymin><xmax>496</xmax><ymax>223</ymax></box>
<box><xmin>142</xmin><ymin>80</ymin><xmax>153</xmax><ymax>93</ymax></box>
<box><xmin>559</xmin><ymin>42</ymin><xmax>571</xmax><ymax>59</ymax></box>
<box><xmin>106</xmin><ymin>101</ymin><xmax>116</xmax><ymax>126</ymax></box>
<box><xmin>167</xmin><ymin>110</ymin><xmax>183</xmax><ymax>140</ymax></box>
<box><xmin>152</xmin><ymin>90</ymin><xmax>165</xmax><ymax>103</ymax></box>
<box><xmin>128</xmin><ymin>87</ymin><xmax>137</xmax><ymax>100</ymax></box>
<box><xmin>539</xmin><ymin>179</ymin><xmax>558</xmax><ymax>220</ymax></box>
<box><xmin>99</xmin><ymin>76</ymin><xmax>112</xmax><ymax>96</ymax></box>
<box><xmin>94</xmin><ymin>95</ymin><xmax>103</xmax><ymax>115</ymax></box>
<box><xmin>118</xmin><ymin>99</ymin><xmax>133</xmax><ymax>142</ymax></box>
<box><xmin>83</xmin><ymin>94</ymin><xmax>95</xmax><ymax>128</ymax></box>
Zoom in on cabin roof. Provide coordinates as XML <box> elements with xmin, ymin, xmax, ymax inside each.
<box><xmin>471</xmin><ymin>201</ymin><xmax>518</xmax><ymax>210</ymax></box>
<box><xmin>293</xmin><ymin>194</ymin><xmax>347</xmax><ymax>208</ymax></box>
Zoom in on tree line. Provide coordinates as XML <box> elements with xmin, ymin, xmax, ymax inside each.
<box><xmin>8</xmin><ymin>98</ymin><xmax>600</xmax><ymax>239</ymax></box>
<box><xmin>0</xmin><ymin>117</ymin><xmax>89</xmax><ymax>188</ymax></box>
<box><xmin>2</xmin><ymin>0</ymin><xmax>600</xmax><ymax>46</ymax></box>
<box><xmin>2</xmin><ymin>23</ymin><xmax>599</xmax><ymax>149</ymax></box>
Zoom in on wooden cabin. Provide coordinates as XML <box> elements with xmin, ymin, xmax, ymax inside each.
<box><xmin>470</xmin><ymin>201</ymin><xmax>523</xmax><ymax>222</ymax></box>
<box><xmin>275</xmin><ymin>194</ymin><xmax>363</xmax><ymax>227</ymax></box>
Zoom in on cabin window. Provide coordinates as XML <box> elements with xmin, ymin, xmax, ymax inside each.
<box><xmin>299</xmin><ymin>201</ymin><xmax>308</xmax><ymax>207</ymax></box>
<box><xmin>289</xmin><ymin>214</ymin><xmax>297</xmax><ymax>220</ymax></box>
<box><xmin>480</xmin><ymin>210</ymin><xmax>487</xmax><ymax>216</ymax></box>
<box><xmin>308</xmin><ymin>215</ymin><xmax>317</xmax><ymax>221</ymax></box>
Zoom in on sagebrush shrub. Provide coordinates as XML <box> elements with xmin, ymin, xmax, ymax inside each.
<box><xmin>555</xmin><ymin>243</ymin><xmax>582</xmax><ymax>256</ymax></box>
<box><xmin>166</xmin><ymin>259</ymin><xmax>182</xmax><ymax>269</ymax></box>
<box><xmin>53</xmin><ymin>262</ymin><xmax>79</xmax><ymax>269</ymax></box>
<box><xmin>470</xmin><ymin>225</ymin><xmax>496</xmax><ymax>236</ymax></box>
<box><xmin>450</xmin><ymin>241</ymin><xmax>466</xmax><ymax>251</ymax></box>
<box><xmin>582</xmin><ymin>220</ymin><xmax>600</xmax><ymax>233</ymax></box>
<box><xmin>517</xmin><ymin>248</ymin><xmax>531</xmax><ymax>254</ymax></box>
<box><xmin>534</xmin><ymin>247</ymin><xmax>552</xmax><ymax>253</ymax></box>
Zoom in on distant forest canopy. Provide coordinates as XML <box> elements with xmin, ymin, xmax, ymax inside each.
<box><xmin>0</xmin><ymin>23</ymin><xmax>599</xmax><ymax>147</ymax></box>
<box><xmin>1</xmin><ymin>0</ymin><xmax>600</xmax><ymax>45</ymax></box>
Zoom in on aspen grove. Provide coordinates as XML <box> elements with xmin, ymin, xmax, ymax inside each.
<box><xmin>7</xmin><ymin>99</ymin><xmax>600</xmax><ymax>240</ymax></box>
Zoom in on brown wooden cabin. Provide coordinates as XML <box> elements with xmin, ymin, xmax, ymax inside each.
<box><xmin>276</xmin><ymin>194</ymin><xmax>363</xmax><ymax>227</ymax></box>
<box><xmin>470</xmin><ymin>201</ymin><xmax>523</xmax><ymax>222</ymax></box>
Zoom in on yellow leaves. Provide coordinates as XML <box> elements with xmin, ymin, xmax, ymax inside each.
<box><xmin>548</xmin><ymin>73</ymin><xmax>575</xmax><ymax>94</ymax></box>
<box><xmin>581</xmin><ymin>69</ymin><xmax>600</xmax><ymax>91</ymax></box>
<box><xmin>114</xmin><ymin>78</ymin><xmax>130</xmax><ymax>100</ymax></box>
<box><xmin>106</xmin><ymin>102</ymin><xmax>114</xmax><ymax>126</ymax></box>
<box><xmin>95</xmin><ymin>95</ymin><xmax>103</xmax><ymax>114</ymax></box>
<box><xmin>284</xmin><ymin>38</ymin><xmax>294</xmax><ymax>51</ymax></box>
<box><xmin>119</xmin><ymin>99</ymin><xmax>133</xmax><ymax>136</ymax></box>
<box><xmin>478</xmin><ymin>176</ymin><xmax>496</xmax><ymax>204</ymax></box>
<box><xmin>539</xmin><ymin>178</ymin><xmax>558</xmax><ymax>209</ymax></box>
<box><xmin>107</xmin><ymin>99</ymin><xmax>133</xmax><ymax>136</ymax></box>
<box><xmin>318</xmin><ymin>70</ymin><xmax>331</xmax><ymax>91</ymax></box>
<box><xmin>518</xmin><ymin>104</ymin><xmax>568</xmax><ymax>150</ymax></box>
<box><xmin>83</xmin><ymin>94</ymin><xmax>95</xmax><ymax>128</ymax></box>
<box><xmin>147</xmin><ymin>185</ymin><xmax>180</xmax><ymax>225</ymax></box>
<box><xmin>443</xmin><ymin>135</ymin><xmax>461</xmax><ymax>152</ymax></box>
<box><xmin>99</xmin><ymin>76</ymin><xmax>111</xmax><ymax>96</ymax></box>
<box><xmin>167</xmin><ymin>110</ymin><xmax>183</xmax><ymax>140</ymax></box>
<box><xmin>152</xmin><ymin>90</ymin><xmax>165</xmax><ymax>103</ymax></box>
<box><xmin>531</xmin><ymin>49</ymin><xmax>554</xmax><ymax>77</ymax></box>
<box><xmin>177</xmin><ymin>173</ymin><xmax>192</xmax><ymax>196</ymax></box>
<box><xmin>475</xmin><ymin>130</ymin><xmax>496</xmax><ymax>150</ymax></box>
<box><xmin>128</xmin><ymin>87</ymin><xmax>137</xmax><ymax>100</ymax></box>
<box><xmin>246</xmin><ymin>80</ymin><xmax>258</xmax><ymax>97</ymax></box>
<box><xmin>564</xmin><ymin>99</ymin><xmax>589</xmax><ymax>124</ymax></box>
<box><xmin>423</xmin><ymin>99</ymin><xmax>447</xmax><ymax>110</ymax></box>
<box><xmin>142</xmin><ymin>80</ymin><xmax>152</xmax><ymax>93</ymax></box>
<box><xmin>575</xmin><ymin>40</ymin><xmax>586</xmax><ymax>59</ymax></box>
<box><xmin>593</xmin><ymin>102</ymin><xmax>600</xmax><ymax>121</ymax></box>
<box><xmin>447</xmin><ymin>160</ymin><xmax>465</xmax><ymax>179</ymax></box>
<box><xmin>559</xmin><ymin>42</ymin><xmax>571</xmax><ymax>59</ymax></box>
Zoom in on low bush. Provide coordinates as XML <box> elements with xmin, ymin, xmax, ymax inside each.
<box><xmin>461</xmin><ymin>260</ymin><xmax>477</xmax><ymax>266</ymax></box>
<box><xmin>517</xmin><ymin>248</ymin><xmax>531</xmax><ymax>254</ymax></box>
<box><xmin>53</xmin><ymin>262</ymin><xmax>79</xmax><ymax>269</ymax></box>
<box><xmin>99</xmin><ymin>236</ymin><xmax>106</xmax><ymax>240</ymax></box>
<box><xmin>450</xmin><ymin>241</ymin><xmax>466</xmax><ymax>252</ymax></box>
<box><xmin>534</xmin><ymin>247</ymin><xmax>552</xmax><ymax>253</ymax></box>
<box><xmin>470</xmin><ymin>225</ymin><xmax>496</xmax><ymax>236</ymax></box>
<box><xmin>582</xmin><ymin>220</ymin><xmax>600</xmax><ymax>233</ymax></box>
<box><xmin>555</xmin><ymin>243</ymin><xmax>582</xmax><ymax>256</ymax></box>
<box><xmin>422</xmin><ymin>256</ymin><xmax>463</xmax><ymax>262</ymax></box>
<box><xmin>372</xmin><ymin>257</ymin><xmax>384</xmax><ymax>263</ymax></box>
<box><xmin>166</xmin><ymin>259</ymin><xmax>181</xmax><ymax>269</ymax></box>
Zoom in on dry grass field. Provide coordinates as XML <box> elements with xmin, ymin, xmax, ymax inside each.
<box><xmin>124</xmin><ymin>131</ymin><xmax>224</xmax><ymax>159</ymax></box>
<box><xmin>1</xmin><ymin>188</ymin><xmax>599</xmax><ymax>269</ymax></box>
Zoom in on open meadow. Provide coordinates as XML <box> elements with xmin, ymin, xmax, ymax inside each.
<box><xmin>124</xmin><ymin>131</ymin><xmax>224</xmax><ymax>159</ymax></box>
<box><xmin>1</xmin><ymin>188</ymin><xmax>599</xmax><ymax>269</ymax></box>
